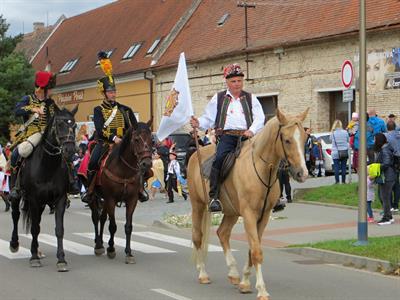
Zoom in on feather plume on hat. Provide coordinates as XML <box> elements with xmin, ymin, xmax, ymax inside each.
<box><xmin>98</xmin><ymin>51</ymin><xmax>113</xmax><ymax>83</ymax></box>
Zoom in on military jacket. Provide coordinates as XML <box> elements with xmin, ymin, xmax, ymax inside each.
<box><xmin>14</xmin><ymin>94</ymin><xmax>55</xmax><ymax>140</ymax></box>
<box><xmin>93</xmin><ymin>100</ymin><xmax>138</xmax><ymax>143</ymax></box>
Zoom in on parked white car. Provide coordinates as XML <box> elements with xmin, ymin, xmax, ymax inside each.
<box><xmin>311</xmin><ymin>132</ymin><xmax>334</xmax><ymax>173</ymax></box>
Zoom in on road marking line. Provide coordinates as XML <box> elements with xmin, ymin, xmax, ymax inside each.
<box><xmin>74</xmin><ymin>233</ymin><xmax>175</xmax><ymax>254</ymax></box>
<box><xmin>20</xmin><ymin>234</ymin><xmax>93</xmax><ymax>255</ymax></box>
<box><xmin>151</xmin><ymin>289</ymin><xmax>192</xmax><ymax>300</ymax></box>
<box><xmin>0</xmin><ymin>239</ymin><xmax>31</xmax><ymax>259</ymax></box>
<box><xmin>132</xmin><ymin>231</ymin><xmax>230</xmax><ymax>252</ymax></box>
<box><xmin>71</xmin><ymin>211</ymin><xmax>146</xmax><ymax>228</ymax></box>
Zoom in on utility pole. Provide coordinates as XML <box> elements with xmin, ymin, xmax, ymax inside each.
<box><xmin>237</xmin><ymin>1</ymin><xmax>255</xmax><ymax>81</ymax></box>
<box><xmin>356</xmin><ymin>0</ymin><xmax>368</xmax><ymax>246</ymax></box>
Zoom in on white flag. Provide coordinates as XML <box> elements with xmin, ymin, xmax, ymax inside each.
<box><xmin>157</xmin><ymin>52</ymin><xmax>193</xmax><ymax>141</ymax></box>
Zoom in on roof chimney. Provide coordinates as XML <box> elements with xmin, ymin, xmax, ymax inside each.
<box><xmin>33</xmin><ymin>22</ymin><xmax>45</xmax><ymax>32</ymax></box>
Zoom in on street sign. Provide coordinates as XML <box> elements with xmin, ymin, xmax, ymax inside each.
<box><xmin>341</xmin><ymin>60</ymin><xmax>354</xmax><ymax>89</ymax></box>
<box><xmin>343</xmin><ymin>89</ymin><xmax>354</xmax><ymax>102</ymax></box>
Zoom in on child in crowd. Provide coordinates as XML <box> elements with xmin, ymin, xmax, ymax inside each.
<box><xmin>166</xmin><ymin>151</ymin><xmax>187</xmax><ymax>203</ymax></box>
<box><xmin>366</xmin><ymin>164</ymin><xmax>380</xmax><ymax>223</ymax></box>
<box><xmin>148</xmin><ymin>152</ymin><xmax>165</xmax><ymax>200</ymax></box>
<box><xmin>312</xmin><ymin>138</ymin><xmax>325</xmax><ymax>177</ymax></box>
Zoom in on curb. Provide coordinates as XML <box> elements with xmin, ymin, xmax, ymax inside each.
<box><xmin>282</xmin><ymin>247</ymin><xmax>399</xmax><ymax>275</ymax></box>
<box><xmin>293</xmin><ymin>199</ymin><xmax>387</xmax><ymax>213</ymax></box>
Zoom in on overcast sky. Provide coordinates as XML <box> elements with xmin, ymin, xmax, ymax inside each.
<box><xmin>1</xmin><ymin>0</ymin><xmax>115</xmax><ymax>36</ymax></box>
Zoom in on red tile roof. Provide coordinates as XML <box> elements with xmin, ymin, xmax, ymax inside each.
<box><xmin>32</xmin><ymin>0</ymin><xmax>194</xmax><ymax>87</ymax></box>
<box><xmin>156</xmin><ymin>0</ymin><xmax>400</xmax><ymax>68</ymax></box>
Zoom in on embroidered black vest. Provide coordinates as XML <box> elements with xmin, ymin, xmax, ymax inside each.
<box><xmin>215</xmin><ymin>90</ymin><xmax>253</xmax><ymax>130</ymax></box>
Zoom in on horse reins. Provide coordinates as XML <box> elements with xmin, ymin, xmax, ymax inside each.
<box><xmin>252</xmin><ymin>122</ymin><xmax>299</xmax><ymax>225</ymax></box>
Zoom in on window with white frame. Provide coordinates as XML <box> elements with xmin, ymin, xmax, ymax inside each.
<box><xmin>146</xmin><ymin>38</ymin><xmax>161</xmax><ymax>55</ymax></box>
<box><xmin>122</xmin><ymin>43</ymin><xmax>141</xmax><ymax>60</ymax></box>
<box><xmin>59</xmin><ymin>58</ymin><xmax>79</xmax><ymax>73</ymax></box>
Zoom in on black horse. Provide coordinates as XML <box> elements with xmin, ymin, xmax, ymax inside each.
<box><xmin>9</xmin><ymin>105</ymin><xmax>78</xmax><ymax>271</ymax></box>
<box><xmin>90</xmin><ymin>121</ymin><xmax>152</xmax><ymax>264</ymax></box>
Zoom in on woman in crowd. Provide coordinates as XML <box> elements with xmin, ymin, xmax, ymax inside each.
<box><xmin>330</xmin><ymin>120</ymin><xmax>350</xmax><ymax>184</ymax></box>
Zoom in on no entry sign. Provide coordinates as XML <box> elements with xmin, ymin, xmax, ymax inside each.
<box><xmin>341</xmin><ymin>60</ymin><xmax>354</xmax><ymax>89</ymax></box>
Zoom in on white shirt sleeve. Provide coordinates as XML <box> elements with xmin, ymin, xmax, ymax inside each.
<box><xmin>173</xmin><ymin>161</ymin><xmax>181</xmax><ymax>177</ymax></box>
<box><xmin>248</xmin><ymin>94</ymin><xmax>265</xmax><ymax>135</ymax></box>
<box><xmin>198</xmin><ymin>93</ymin><xmax>218</xmax><ymax>131</ymax></box>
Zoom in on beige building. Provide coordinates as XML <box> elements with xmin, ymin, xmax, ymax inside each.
<box><xmin>153</xmin><ymin>0</ymin><xmax>400</xmax><ymax>133</ymax></box>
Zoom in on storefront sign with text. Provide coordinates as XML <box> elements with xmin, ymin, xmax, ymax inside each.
<box><xmin>58</xmin><ymin>90</ymin><xmax>84</xmax><ymax>103</ymax></box>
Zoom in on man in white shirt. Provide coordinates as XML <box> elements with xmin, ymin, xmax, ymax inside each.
<box><xmin>190</xmin><ymin>64</ymin><xmax>265</xmax><ymax>212</ymax></box>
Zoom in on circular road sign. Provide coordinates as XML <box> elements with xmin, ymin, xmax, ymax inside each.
<box><xmin>341</xmin><ymin>60</ymin><xmax>353</xmax><ymax>89</ymax></box>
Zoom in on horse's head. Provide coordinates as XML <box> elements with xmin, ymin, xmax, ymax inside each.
<box><xmin>46</xmin><ymin>105</ymin><xmax>78</xmax><ymax>162</ymax></box>
<box><xmin>130</xmin><ymin>120</ymin><xmax>153</xmax><ymax>172</ymax></box>
<box><xmin>276</xmin><ymin>107</ymin><xmax>309</xmax><ymax>182</ymax></box>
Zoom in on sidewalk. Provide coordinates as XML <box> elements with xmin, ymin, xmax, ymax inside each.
<box><xmin>132</xmin><ymin>174</ymin><xmax>399</xmax><ymax>274</ymax></box>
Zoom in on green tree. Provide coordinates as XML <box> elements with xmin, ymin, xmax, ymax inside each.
<box><xmin>0</xmin><ymin>15</ymin><xmax>34</xmax><ymax>144</ymax></box>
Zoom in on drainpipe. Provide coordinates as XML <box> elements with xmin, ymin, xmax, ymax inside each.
<box><xmin>144</xmin><ymin>71</ymin><xmax>154</xmax><ymax>130</ymax></box>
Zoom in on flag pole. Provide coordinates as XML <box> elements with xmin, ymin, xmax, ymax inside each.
<box><xmin>192</xmin><ymin>126</ymin><xmax>209</xmax><ymax>207</ymax></box>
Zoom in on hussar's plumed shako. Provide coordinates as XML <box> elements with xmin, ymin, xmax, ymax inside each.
<box><xmin>97</xmin><ymin>50</ymin><xmax>116</xmax><ymax>93</ymax></box>
<box><xmin>35</xmin><ymin>71</ymin><xmax>56</xmax><ymax>90</ymax></box>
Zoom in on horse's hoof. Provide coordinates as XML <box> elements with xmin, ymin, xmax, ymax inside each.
<box><xmin>9</xmin><ymin>244</ymin><xmax>19</xmax><ymax>253</ymax></box>
<box><xmin>57</xmin><ymin>262</ymin><xmax>69</xmax><ymax>272</ymax></box>
<box><xmin>257</xmin><ymin>296</ymin><xmax>270</xmax><ymax>300</ymax></box>
<box><xmin>125</xmin><ymin>255</ymin><xmax>136</xmax><ymax>264</ymax></box>
<box><xmin>30</xmin><ymin>259</ymin><xmax>42</xmax><ymax>268</ymax></box>
<box><xmin>198</xmin><ymin>276</ymin><xmax>211</xmax><ymax>284</ymax></box>
<box><xmin>38</xmin><ymin>251</ymin><xmax>46</xmax><ymax>259</ymax></box>
<box><xmin>94</xmin><ymin>247</ymin><xmax>105</xmax><ymax>256</ymax></box>
<box><xmin>238</xmin><ymin>283</ymin><xmax>252</xmax><ymax>294</ymax></box>
<box><xmin>107</xmin><ymin>250</ymin><xmax>116</xmax><ymax>259</ymax></box>
<box><xmin>228</xmin><ymin>276</ymin><xmax>240</xmax><ymax>285</ymax></box>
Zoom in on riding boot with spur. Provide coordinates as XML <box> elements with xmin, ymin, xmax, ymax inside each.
<box><xmin>208</xmin><ymin>167</ymin><xmax>222</xmax><ymax>212</ymax></box>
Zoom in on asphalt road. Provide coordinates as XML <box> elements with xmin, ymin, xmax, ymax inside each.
<box><xmin>0</xmin><ymin>198</ymin><xmax>398</xmax><ymax>300</ymax></box>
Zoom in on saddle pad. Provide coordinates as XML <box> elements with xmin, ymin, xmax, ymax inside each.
<box><xmin>201</xmin><ymin>154</ymin><xmax>215</xmax><ymax>179</ymax></box>
<box><xmin>200</xmin><ymin>152</ymin><xmax>237</xmax><ymax>182</ymax></box>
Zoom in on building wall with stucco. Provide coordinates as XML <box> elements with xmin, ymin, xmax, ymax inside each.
<box><xmin>154</xmin><ymin>29</ymin><xmax>400</xmax><ymax>133</ymax></box>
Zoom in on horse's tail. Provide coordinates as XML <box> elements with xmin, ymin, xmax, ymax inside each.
<box><xmin>191</xmin><ymin>206</ymin><xmax>211</xmax><ymax>263</ymax></box>
<box><xmin>21</xmin><ymin>197</ymin><xmax>31</xmax><ymax>233</ymax></box>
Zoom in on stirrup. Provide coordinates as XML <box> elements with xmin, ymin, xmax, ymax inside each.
<box><xmin>208</xmin><ymin>198</ymin><xmax>222</xmax><ymax>213</ymax></box>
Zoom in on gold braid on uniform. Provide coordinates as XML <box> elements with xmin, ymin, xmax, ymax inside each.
<box><xmin>25</xmin><ymin>95</ymin><xmax>53</xmax><ymax>137</ymax></box>
<box><xmin>101</xmin><ymin>101</ymin><xmax>125</xmax><ymax>140</ymax></box>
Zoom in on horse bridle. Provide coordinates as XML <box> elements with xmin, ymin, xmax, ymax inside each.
<box><xmin>120</xmin><ymin>130</ymin><xmax>152</xmax><ymax>172</ymax></box>
<box><xmin>43</xmin><ymin>116</ymin><xmax>76</xmax><ymax>157</ymax></box>
<box><xmin>252</xmin><ymin>121</ymin><xmax>302</xmax><ymax>224</ymax></box>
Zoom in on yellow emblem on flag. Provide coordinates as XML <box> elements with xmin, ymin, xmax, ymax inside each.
<box><xmin>163</xmin><ymin>88</ymin><xmax>179</xmax><ymax>116</ymax></box>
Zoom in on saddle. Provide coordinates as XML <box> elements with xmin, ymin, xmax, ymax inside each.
<box><xmin>201</xmin><ymin>137</ymin><xmax>245</xmax><ymax>182</ymax></box>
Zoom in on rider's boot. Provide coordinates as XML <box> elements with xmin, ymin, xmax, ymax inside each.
<box><xmin>138</xmin><ymin>173</ymin><xmax>149</xmax><ymax>203</ymax></box>
<box><xmin>82</xmin><ymin>170</ymin><xmax>96</xmax><ymax>204</ymax></box>
<box><xmin>4</xmin><ymin>195</ymin><xmax>10</xmax><ymax>212</ymax></box>
<box><xmin>208</xmin><ymin>167</ymin><xmax>222</xmax><ymax>212</ymax></box>
<box><xmin>9</xmin><ymin>168</ymin><xmax>20</xmax><ymax>202</ymax></box>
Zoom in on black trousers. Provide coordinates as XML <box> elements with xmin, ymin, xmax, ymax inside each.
<box><xmin>212</xmin><ymin>135</ymin><xmax>240</xmax><ymax>170</ymax></box>
<box><xmin>278</xmin><ymin>169</ymin><xmax>291</xmax><ymax>200</ymax></box>
<box><xmin>88</xmin><ymin>142</ymin><xmax>106</xmax><ymax>171</ymax></box>
<box><xmin>167</xmin><ymin>174</ymin><xmax>178</xmax><ymax>202</ymax></box>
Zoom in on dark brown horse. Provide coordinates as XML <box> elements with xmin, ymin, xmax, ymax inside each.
<box><xmin>89</xmin><ymin>121</ymin><xmax>152</xmax><ymax>263</ymax></box>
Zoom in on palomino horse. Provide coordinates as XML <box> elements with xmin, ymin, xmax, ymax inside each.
<box><xmin>89</xmin><ymin>121</ymin><xmax>152</xmax><ymax>264</ymax></box>
<box><xmin>10</xmin><ymin>105</ymin><xmax>78</xmax><ymax>271</ymax></box>
<box><xmin>187</xmin><ymin>108</ymin><xmax>309</xmax><ymax>300</ymax></box>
